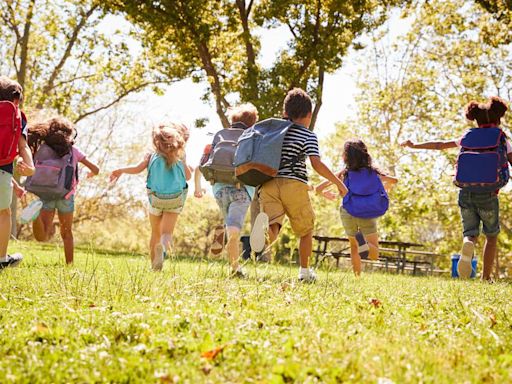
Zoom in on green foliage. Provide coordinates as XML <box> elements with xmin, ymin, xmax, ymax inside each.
<box><xmin>0</xmin><ymin>0</ymin><xmax>166</xmax><ymax>122</ymax></box>
<box><xmin>1</xmin><ymin>243</ymin><xmax>512</xmax><ymax>382</ymax></box>
<box><xmin>106</xmin><ymin>0</ymin><xmax>407</xmax><ymax>128</ymax></box>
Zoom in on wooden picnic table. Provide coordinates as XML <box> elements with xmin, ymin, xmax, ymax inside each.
<box><xmin>313</xmin><ymin>235</ymin><xmax>442</xmax><ymax>275</ymax></box>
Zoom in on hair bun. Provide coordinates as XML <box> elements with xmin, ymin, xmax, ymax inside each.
<box><xmin>489</xmin><ymin>96</ymin><xmax>508</xmax><ymax>118</ymax></box>
<box><xmin>465</xmin><ymin>101</ymin><xmax>480</xmax><ymax>121</ymax></box>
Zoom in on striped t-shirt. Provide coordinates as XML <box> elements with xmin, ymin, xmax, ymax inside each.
<box><xmin>277</xmin><ymin>123</ymin><xmax>320</xmax><ymax>183</ymax></box>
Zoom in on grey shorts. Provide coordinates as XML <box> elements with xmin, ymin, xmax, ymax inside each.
<box><xmin>458</xmin><ymin>190</ymin><xmax>500</xmax><ymax>237</ymax></box>
<box><xmin>214</xmin><ymin>185</ymin><xmax>251</xmax><ymax>230</ymax></box>
<box><xmin>340</xmin><ymin>207</ymin><xmax>378</xmax><ymax>237</ymax></box>
<box><xmin>0</xmin><ymin>170</ymin><xmax>13</xmax><ymax>210</ymax></box>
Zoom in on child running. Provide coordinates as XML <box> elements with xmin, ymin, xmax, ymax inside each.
<box><xmin>250</xmin><ymin>88</ymin><xmax>347</xmax><ymax>282</ymax></box>
<box><xmin>26</xmin><ymin>117</ymin><xmax>99</xmax><ymax>264</ymax></box>
<box><xmin>0</xmin><ymin>76</ymin><xmax>35</xmax><ymax>269</ymax></box>
<box><xmin>195</xmin><ymin>103</ymin><xmax>258</xmax><ymax>277</ymax></box>
<box><xmin>401</xmin><ymin>96</ymin><xmax>510</xmax><ymax>281</ymax></box>
<box><xmin>316</xmin><ymin>140</ymin><xmax>397</xmax><ymax>276</ymax></box>
<box><xmin>110</xmin><ymin>123</ymin><xmax>192</xmax><ymax>271</ymax></box>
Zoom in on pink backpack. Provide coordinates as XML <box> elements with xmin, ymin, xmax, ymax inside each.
<box><xmin>25</xmin><ymin>144</ymin><xmax>76</xmax><ymax>200</ymax></box>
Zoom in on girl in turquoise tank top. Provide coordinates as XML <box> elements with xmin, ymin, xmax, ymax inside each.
<box><xmin>110</xmin><ymin>123</ymin><xmax>192</xmax><ymax>271</ymax></box>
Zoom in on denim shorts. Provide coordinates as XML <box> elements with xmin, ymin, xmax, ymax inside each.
<box><xmin>0</xmin><ymin>170</ymin><xmax>13</xmax><ymax>210</ymax></box>
<box><xmin>214</xmin><ymin>185</ymin><xmax>251</xmax><ymax>229</ymax></box>
<box><xmin>458</xmin><ymin>190</ymin><xmax>500</xmax><ymax>237</ymax></box>
<box><xmin>42</xmin><ymin>195</ymin><xmax>75</xmax><ymax>213</ymax></box>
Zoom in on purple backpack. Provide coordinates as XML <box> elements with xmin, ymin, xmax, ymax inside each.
<box><xmin>25</xmin><ymin>144</ymin><xmax>76</xmax><ymax>200</ymax></box>
<box><xmin>342</xmin><ymin>168</ymin><xmax>389</xmax><ymax>219</ymax></box>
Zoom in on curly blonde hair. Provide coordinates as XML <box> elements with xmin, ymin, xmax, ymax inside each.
<box><xmin>152</xmin><ymin>123</ymin><xmax>189</xmax><ymax>166</ymax></box>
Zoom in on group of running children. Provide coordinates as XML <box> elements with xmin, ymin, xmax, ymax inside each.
<box><xmin>0</xmin><ymin>75</ymin><xmax>508</xmax><ymax>282</ymax></box>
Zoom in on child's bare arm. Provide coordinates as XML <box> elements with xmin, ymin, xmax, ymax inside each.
<box><xmin>310</xmin><ymin>156</ymin><xmax>348</xmax><ymax>197</ymax></box>
<box><xmin>379</xmin><ymin>174</ymin><xmax>398</xmax><ymax>192</ymax></box>
<box><xmin>80</xmin><ymin>158</ymin><xmax>100</xmax><ymax>178</ymax></box>
<box><xmin>194</xmin><ymin>167</ymin><xmax>206</xmax><ymax>198</ymax></box>
<box><xmin>182</xmin><ymin>157</ymin><xmax>193</xmax><ymax>181</ymax></box>
<box><xmin>11</xmin><ymin>179</ymin><xmax>26</xmax><ymax>198</ymax></box>
<box><xmin>110</xmin><ymin>156</ymin><xmax>149</xmax><ymax>183</ymax></box>
<box><xmin>401</xmin><ymin>139</ymin><xmax>457</xmax><ymax>150</ymax></box>
<box><xmin>16</xmin><ymin>136</ymin><xmax>35</xmax><ymax>176</ymax></box>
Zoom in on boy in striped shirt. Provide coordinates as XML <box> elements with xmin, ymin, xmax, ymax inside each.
<box><xmin>251</xmin><ymin>88</ymin><xmax>347</xmax><ymax>282</ymax></box>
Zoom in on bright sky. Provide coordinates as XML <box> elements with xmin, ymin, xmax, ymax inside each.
<box><xmin>100</xmin><ymin>10</ymin><xmax>408</xmax><ymax>169</ymax></box>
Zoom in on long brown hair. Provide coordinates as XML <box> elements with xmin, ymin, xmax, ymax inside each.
<box><xmin>152</xmin><ymin>123</ymin><xmax>189</xmax><ymax>166</ymax></box>
<box><xmin>342</xmin><ymin>139</ymin><xmax>379</xmax><ymax>177</ymax></box>
<box><xmin>28</xmin><ymin>117</ymin><xmax>76</xmax><ymax>157</ymax></box>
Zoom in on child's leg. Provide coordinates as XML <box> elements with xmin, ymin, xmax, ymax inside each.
<box><xmin>226</xmin><ymin>226</ymin><xmax>241</xmax><ymax>270</ymax></box>
<box><xmin>57</xmin><ymin>212</ymin><xmax>74</xmax><ymax>264</ymax></box>
<box><xmin>33</xmin><ymin>210</ymin><xmax>55</xmax><ymax>242</ymax></box>
<box><xmin>299</xmin><ymin>231</ymin><xmax>312</xmax><ymax>269</ymax></box>
<box><xmin>148</xmin><ymin>213</ymin><xmax>162</xmax><ymax>262</ymax></box>
<box><xmin>366</xmin><ymin>233</ymin><xmax>379</xmax><ymax>261</ymax></box>
<box><xmin>482</xmin><ymin>235</ymin><xmax>497</xmax><ymax>280</ymax></box>
<box><xmin>347</xmin><ymin>236</ymin><xmax>361</xmax><ymax>276</ymax></box>
<box><xmin>160</xmin><ymin>212</ymin><xmax>179</xmax><ymax>253</ymax></box>
<box><xmin>0</xmin><ymin>207</ymin><xmax>11</xmax><ymax>259</ymax></box>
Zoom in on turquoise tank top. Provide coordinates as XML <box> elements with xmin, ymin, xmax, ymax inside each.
<box><xmin>146</xmin><ymin>154</ymin><xmax>187</xmax><ymax>195</ymax></box>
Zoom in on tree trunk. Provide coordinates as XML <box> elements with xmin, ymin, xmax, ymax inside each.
<box><xmin>310</xmin><ymin>64</ymin><xmax>325</xmax><ymax>131</ymax></box>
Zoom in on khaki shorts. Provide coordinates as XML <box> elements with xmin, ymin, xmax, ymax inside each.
<box><xmin>339</xmin><ymin>207</ymin><xmax>377</xmax><ymax>237</ymax></box>
<box><xmin>0</xmin><ymin>170</ymin><xmax>13</xmax><ymax>211</ymax></box>
<box><xmin>259</xmin><ymin>178</ymin><xmax>315</xmax><ymax>237</ymax></box>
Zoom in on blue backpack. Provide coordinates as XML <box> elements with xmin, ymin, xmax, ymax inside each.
<box><xmin>342</xmin><ymin>169</ymin><xmax>389</xmax><ymax>219</ymax></box>
<box><xmin>234</xmin><ymin>118</ymin><xmax>295</xmax><ymax>186</ymax></box>
<box><xmin>455</xmin><ymin>127</ymin><xmax>509</xmax><ymax>192</ymax></box>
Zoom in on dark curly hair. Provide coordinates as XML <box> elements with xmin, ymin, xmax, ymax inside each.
<box><xmin>342</xmin><ymin>139</ymin><xmax>379</xmax><ymax>177</ymax></box>
<box><xmin>465</xmin><ymin>96</ymin><xmax>508</xmax><ymax>126</ymax></box>
<box><xmin>28</xmin><ymin>117</ymin><xmax>76</xmax><ymax>157</ymax></box>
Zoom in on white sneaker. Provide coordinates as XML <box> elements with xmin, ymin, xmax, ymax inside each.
<box><xmin>298</xmin><ymin>268</ymin><xmax>317</xmax><ymax>283</ymax></box>
<box><xmin>250</xmin><ymin>212</ymin><xmax>269</xmax><ymax>253</ymax></box>
<box><xmin>457</xmin><ymin>240</ymin><xmax>474</xmax><ymax>279</ymax></box>
<box><xmin>153</xmin><ymin>243</ymin><xmax>164</xmax><ymax>271</ymax></box>
<box><xmin>20</xmin><ymin>200</ymin><xmax>43</xmax><ymax>224</ymax></box>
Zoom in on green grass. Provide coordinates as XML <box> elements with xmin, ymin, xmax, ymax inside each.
<box><xmin>1</xmin><ymin>242</ymin><xmax>512</xmax><ymax>383</ymax></box>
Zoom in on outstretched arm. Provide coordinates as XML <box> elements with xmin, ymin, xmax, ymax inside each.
<box><xmin>379</xmin><ymin>174</ymin><xmax>398</xmax><ymax>192</ymax></box>
<box><xmin>80</xmin><ymin>158</ymin><xmax>100</xmax><ymax>178</ymax></box>
<box><xmin>401</xmin><ymin>139</ymin><xmax>458</xmax><ymax>150</ymax></box>
<box><xmin>110</xmin><ymin>155</ymin><xmax>150</xmax><ymax>183</ymax></box>
<box><xmin>310</xmin><ymin>156</ymin><xmax>348</xmax><ymax>197</ymax></box>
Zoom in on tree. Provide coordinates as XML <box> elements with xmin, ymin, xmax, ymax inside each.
<box><xmin>107</xmin><ymin>0</ymin><xmax>407</xmax><ymax>129</ymax></box>
<box><xmin>0</xmin><ymin>0</ymin><xmax>177</xmax><ymax>236</ymax></box>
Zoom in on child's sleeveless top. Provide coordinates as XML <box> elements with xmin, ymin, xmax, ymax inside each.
<box><xmin>146</xmin><ymin>153</ymin><xmax>187</xmax><ymax>196</ymax></box>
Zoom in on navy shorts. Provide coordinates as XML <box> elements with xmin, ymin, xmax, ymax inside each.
<box><xmin>458</xmin><ymin>190</ymin><xmax>500</xmax><ymax>237</ymax></box>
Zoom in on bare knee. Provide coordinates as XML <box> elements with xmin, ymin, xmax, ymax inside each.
<box><xmin>60</xmin><ymin>226</ymin><xmax>73</xmax><ymax>240</ymax></box>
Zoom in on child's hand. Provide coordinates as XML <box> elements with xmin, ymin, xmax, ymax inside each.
<box><xmin>13</xmin><ymin>183</ymin><xmax>26</xmax><ymax>199</ymax></box>
<box><xmin>400</xmin><ymin>140</ymin><xmax>415</xmax><ymax>148</ymax></box>
<box><xmin>322</xmin><ymin>190</ymin><xmax>338</xmax><ymax>201</ymax></box>
<box><xmin>109</xmin><ymin>169</ymin><xmax>123</xmax><ymax>183</ymax></box>
<box><xmin>194</xmin><ymin>188</ymin><xmax>206</xmax><ymax>198</ymax></box>
<box><xmin>86</xmin><ymin>171</ymin><xmax>96</xmax><ymax>179</ymax></box>
<box><xmin>16</xmin><ymin>161</ymin><xmax>35</xmax><ymax>176</ymax></box>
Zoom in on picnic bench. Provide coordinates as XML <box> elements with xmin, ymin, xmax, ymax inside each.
<box><xmin>313</xmin><ymin>235</ymin><xmax>444</xmax><ymax>275</ymax></box>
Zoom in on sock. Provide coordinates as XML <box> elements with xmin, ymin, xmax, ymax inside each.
<box><xmin>0</xmin><ymin>256</ymin><xmax>7</xmax><ymax>262</ymax></box>
<box><xmin>300</xmin><ymin>267</ymin><xmax>309</xmax><ymax>275</ymax></box>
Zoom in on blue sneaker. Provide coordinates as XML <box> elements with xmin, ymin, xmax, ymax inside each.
<box><xmin>355</xmin><ymin>232</ymin><xmax>369</xmax><ymax>259</ymax></box>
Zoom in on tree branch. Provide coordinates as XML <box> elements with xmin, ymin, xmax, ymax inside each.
<box><xmin>74</xmin><ymin>80</ymin><xmax>170</xmax><ymax>123</ymax></box>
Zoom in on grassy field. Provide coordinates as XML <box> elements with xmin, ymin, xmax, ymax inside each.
<box><xmin>1</xmin><ymin>242</ymin><xmax>511</xmax><ymax>383</ymax></box>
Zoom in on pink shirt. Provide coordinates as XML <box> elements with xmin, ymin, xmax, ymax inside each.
<box><xmin>69</xmin><ymin>146</ymin><xmax>86</xmax><ymax>196</ymax></box>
